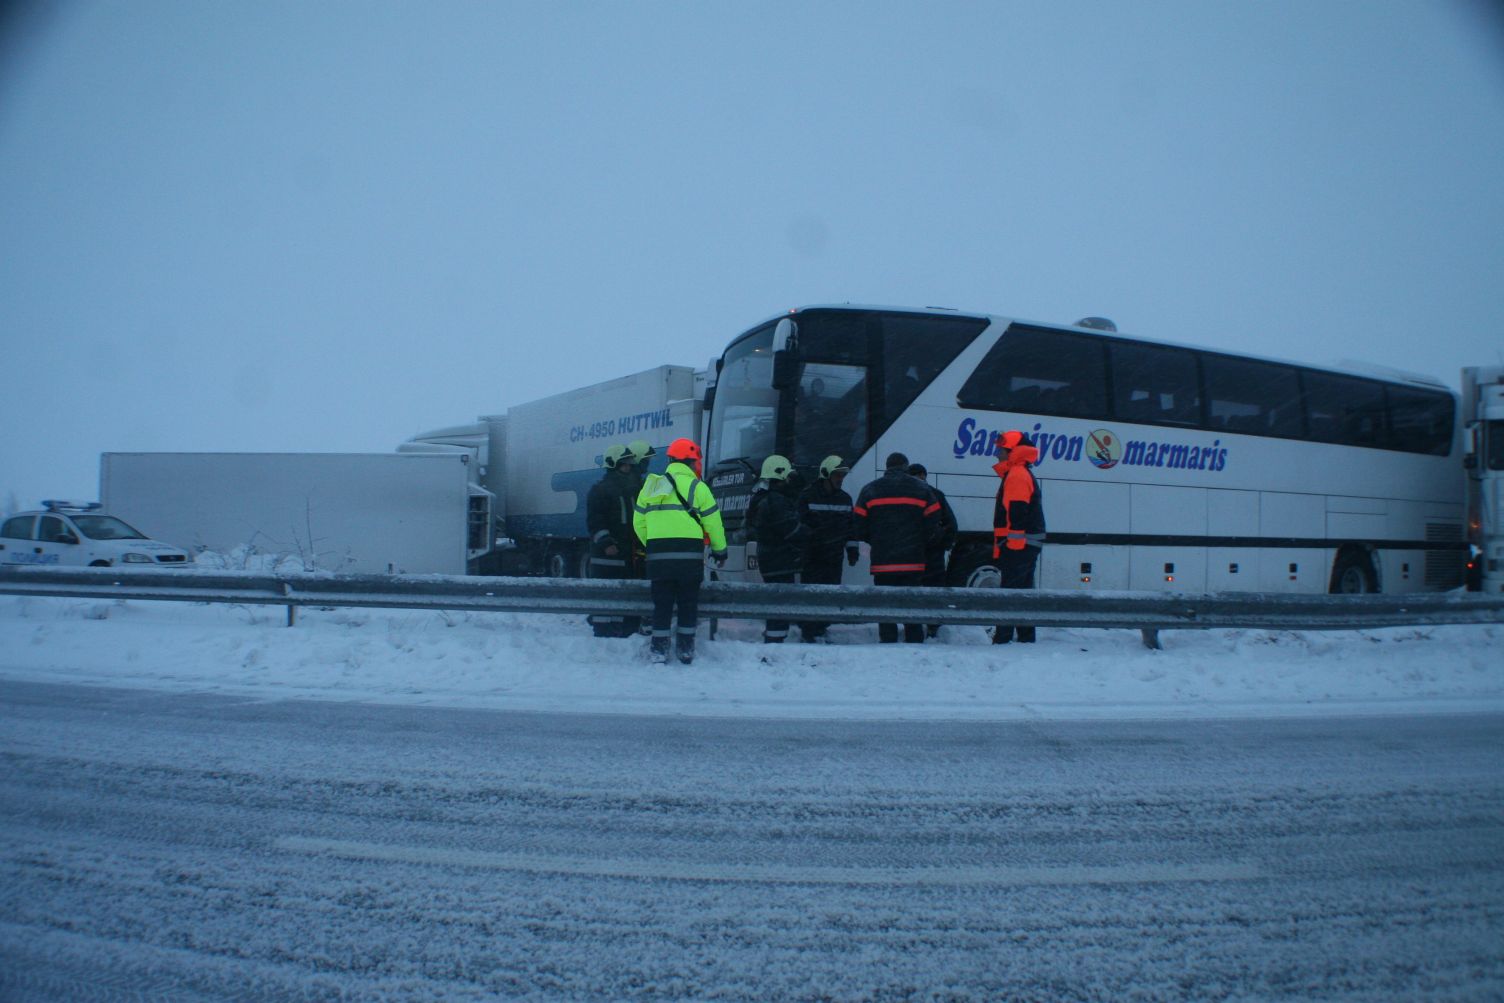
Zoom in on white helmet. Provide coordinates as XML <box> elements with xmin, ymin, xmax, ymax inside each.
<box><xmin>760</xmin><ymin>454</ymin><xmax>793</xmax><ymax>481</ymax></box>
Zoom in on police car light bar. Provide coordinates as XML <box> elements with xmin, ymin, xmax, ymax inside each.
<box><xmin>42</xmin><ymin>500</ymin><xmax>103</xmax><ymax>513</ymax></box>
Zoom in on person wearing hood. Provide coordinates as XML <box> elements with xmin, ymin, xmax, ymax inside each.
<box><xmin>585</xmin><ymin>444</ymin><xmax>639</xmax><ymax>638</ymax></box>
<box><xmin>991</xmin><ymin>429</ymin><xmax>1046</xmax><ymax>643</ymax></box>
<box><xmin>796</xmin><ymin>454</ymin><xmax>857</xmax><ymax>643</ymax></box>
<box><xmin>746</xmin><ymin>454</ymin><xmax>808</xmax><ymax>643</ymax></box>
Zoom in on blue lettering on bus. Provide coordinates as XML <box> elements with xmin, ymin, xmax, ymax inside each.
<box><xmin>951</xmin><ymin>416</ymin><xmax>1229</xmax><ymax>473</ymax></box>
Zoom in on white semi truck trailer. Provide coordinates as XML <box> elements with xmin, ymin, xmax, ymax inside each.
<box><xmin>100</xmin><ymin>452</ymin><xmax>493</xmax><ymax>575</ymax></box>
<box><xmin>403</xmin><ymin>364</ymin><xmax>707</xmax><ymax>577</ymax></box>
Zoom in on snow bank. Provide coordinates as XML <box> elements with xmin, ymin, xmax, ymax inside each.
<box><xmin>1</xmin><ymin>592</ymin><xmax>1499</xmax><ymax>721</ymax></box>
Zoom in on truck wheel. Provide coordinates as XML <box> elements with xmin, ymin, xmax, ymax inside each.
<box><xmin>546</xmin><ymin>546</ymin><xmax>585</xmax><ymax>579</ymax></box>
<box><xmin>1329</xmin><ymin>548</ymin><xmax>1377</xmax><ymax>594</ymax></box>
<box><xmin>947</xmin><ymin>544</ymin><xmax>1001</xmax><ymax>590</ymax></box>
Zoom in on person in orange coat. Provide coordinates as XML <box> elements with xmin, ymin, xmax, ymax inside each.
<box><xmin>991</xmin><ymin>430</ymin><xmax>1045</xmax><ymax>643</ymax></box>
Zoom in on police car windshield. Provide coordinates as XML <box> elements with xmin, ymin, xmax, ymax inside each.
<box><xmin>71</xmin><ymin>515</ymin><xmax>148</xmax><ymax>541</ymax></box>
<box><xmin>708</xmin><ymin>325</ymin><xmax>777</xmax><ymax>464</ymax></box>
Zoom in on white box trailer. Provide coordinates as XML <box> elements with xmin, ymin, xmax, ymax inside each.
<box><xmin>100</xmin><ymin>452</ymin><xmax>493</xmax><ymax>575</ymax></box>
<box><xmin>404</xmin><ymin>365</ymin><xmax>705</xmax><ymax>576</ymax></box>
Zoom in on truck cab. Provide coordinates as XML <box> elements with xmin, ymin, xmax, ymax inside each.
<box><xmin>0</xmin><ymin>501</ymin><xmax>192</xmax><ymax>569</ymax></box>
<box><xmin>1464</xmin><ymin>366</ymin><xmax>1504</xmax><ymax>593</ymax></box>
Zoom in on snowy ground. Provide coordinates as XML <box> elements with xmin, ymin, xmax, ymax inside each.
<box><xmin>0</xmin><ymin>591</ymin><xmax>1499</xmax><ymax>721</ymax></box>
<box><xmin>4</xmin><ymin>587</ymin><xmax>1503</xmax><ymax>1000</ymax></box>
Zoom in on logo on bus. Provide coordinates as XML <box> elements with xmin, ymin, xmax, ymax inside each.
<box><xmin>1086</xmin><ymin>429</ymin><xmax>1121</xmax><ymax>469</ymax></box>
<box><xmin>952</xmin><ymin>417</ymin><xmax>1230</xmax><ymax>474</ymax></box>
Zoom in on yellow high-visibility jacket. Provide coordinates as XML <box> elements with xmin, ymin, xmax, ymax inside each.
<box><xmin>633</xmin><ymin>462</ymin><xmax>727</xmax><ymax>580</ymax></box>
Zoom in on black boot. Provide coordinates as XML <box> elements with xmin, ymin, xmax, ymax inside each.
<box><xmin>992</xmin><ymin>626</ymin><xmax>1013</xmax><ymax>644</ymax></box>
<box><xmin>649</xmin><ymin>636</ymin><xmax>670</xmax><ymax>663</ymax></box>
<box><xmin>1016</xmin><ymin>627</ymin><xmax>1036</xmax><ymax>644</ymax></box>
<box><xmin>675</xmin><ymin>634</ymin><xmax>696</xmax><ymax>665</ymax></box>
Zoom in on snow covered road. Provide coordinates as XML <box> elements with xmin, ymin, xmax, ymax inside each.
<box><xmin>3</xmin><ymin>680</ymin><xmax>1501</xmax><ymax>1000</ymax></box>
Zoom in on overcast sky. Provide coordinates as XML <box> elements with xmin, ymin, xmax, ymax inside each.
<box><xmin>2</xmin><ymin>0</ymin><xmax>1502</xmax><ymax>508</ymax></box>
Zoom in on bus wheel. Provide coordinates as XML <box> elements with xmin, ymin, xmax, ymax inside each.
<box><xmin>1329</xmin><ymin>548</ymin><xmax>1377</xmax><ymax>594</ymax></box>
<box><xmin>948</xmin><ymin>545</ymin><xmax>1002</xmax><ymax>590</ymax></box>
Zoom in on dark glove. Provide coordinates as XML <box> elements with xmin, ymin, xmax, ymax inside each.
<box><xmin>711</xmin><ymin>549</ymin><xmax>728</xmax><ymax>568</ymax></box>
<box><xmin>845</xmin><ymin>545</ymin><xmax>859</xmax><ymax>567</ymax></box>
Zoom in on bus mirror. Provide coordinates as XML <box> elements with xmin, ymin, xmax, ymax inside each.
<box><xmin>703</xmin><ymin>385</ymin><xmax>716</xmax><ymax>412</ymax></box>
<box><xmin>772</xmin><ymin>318</ymin><xmax>799</xmax><ymax>389</ymax></box>
<box><xmin>1464</xmin><ymin>453</ymin><xmax>1478</xmax><ymax>471</ymax></box>
<box><xmin>772</xmin><ymin>317</ymin><xmax>798</xmax><ymax>353</ymax></box>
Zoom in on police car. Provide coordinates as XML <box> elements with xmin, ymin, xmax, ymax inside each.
<box><xmin>0</xmin><ymin>501</ymin><xmax>192</xmax><ymax>568</ymax></box>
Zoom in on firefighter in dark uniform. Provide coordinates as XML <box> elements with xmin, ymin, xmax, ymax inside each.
<box><xmin>854</xmin><ymin>451</ymin><xmax>941</xmax><ymax>643</ymax></box>
<box><xmin>907</xmin><ymin>462</ymin><xmax>958</xmax><ymax>638</ymax></box>
<box><xmin>796</xmin><ymin>454</ymin><xmax>857</xmax><ymax>643</ymax></box>
<box><xmin>585</xmin><ymin>444</ymin><xmax>640</xmax><ymax>637</ymax></box>
<box><xmin>991</xmin><ymin>430</ymin><xmax>1046</xmax><ymax>643</ymax></box>
<box><xmin>746</xmin><ymin>454</ymin><xmax>807</xmax><ymax>643</ymax></box>
<box><xmin>624</xmin><ymin>439</ymin><xmax>657</xmax><ymax>610</ymax></box>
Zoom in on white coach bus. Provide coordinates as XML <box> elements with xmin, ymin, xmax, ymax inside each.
<box><xmin>703</xmin><ymin>305</ymin><xmax>1466</xmax><ymax>595</ymax></box>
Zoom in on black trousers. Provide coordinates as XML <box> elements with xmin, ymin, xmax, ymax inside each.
<box><xmin>996</xmin><ymin>546</ymin><xmax>1039</xmax><ymax>643</ymax></box>
<box><xmin>588</xmin><ymin>550</ymin><xmax>641</xmax><ymax>637</ymax></box>
<box><xmin>760</xmin><ymin>570</ymin><xmax>798</xmax><ymax>641</ymax></box>
<box><xmin>798</xmin><ymin>557</ymin><xmax>843</xmax><ymax>639</ymax></box>
<box><xmin>874</xmin><ymin>571</ymin><xmax>925</xmax><ymax>643</ymax></box>
<box><xmin>650</xmin><ymin>577</ymin><xmax>700</xmax><ymax>642</ymax></box>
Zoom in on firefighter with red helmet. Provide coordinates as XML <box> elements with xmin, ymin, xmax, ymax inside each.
<box><xmin>633</xmin><ymin>437</ymin><xmax>727</xmax><ymax>664</ymax></box>
<box><xmin>991</xmin><ymin>430</ymin><xmax>1046</xmax><ymax>643</ymax></box>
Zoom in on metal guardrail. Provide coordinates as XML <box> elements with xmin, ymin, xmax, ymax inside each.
<box><xmin>3</xmin><ymin>565</ymin><xmax>1502</xmax><ymax>648</ymax></box>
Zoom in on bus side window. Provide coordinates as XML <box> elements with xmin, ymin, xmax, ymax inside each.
<box><xmin>1204</xmin><ymin>355</ymin><xmax>1303</xmax><ymax>439</ymax></box>
<box><xmin>1108</xmin><ymin>341</ymin><xmax>1200</xmax><ymax>427</ymax></box>
<box><xmin>1386</xmin><ymin>384</ymin><xmax>1454</xmax><ymax>455</ymax></box>
<box><xmin>958</xmin><ymin>326</ymin><xmax>1107</xmax><ymax>419</ymax></box>
<box><xmin>1303</xmin><ymin>371</ymin><xmax>1387</xmax><ymax>449</ymax></box>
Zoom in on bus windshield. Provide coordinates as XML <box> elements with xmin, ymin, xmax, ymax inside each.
<box><xmin>707</xmin><ymin>325</ymin><xmax>777</xmax><ymax>465</ymax></box>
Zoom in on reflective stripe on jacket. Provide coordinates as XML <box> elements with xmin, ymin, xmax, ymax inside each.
<box><xmin>853</xmin><ymin>470</ymin><xmax>940</xmax><ymax>575</ymax></box>
<box><xmin>991</xmin><ymin>448</ymin><xmax>1045</xmax><ymax>557</ymax></box>
<box><xmin>633</xmin><ymin>461</ymin><xmax>728</xmax><ymax>580</ymax></box>
<box><xmin>586</xmin><ymin>468</ymin><xmax>639</xmax><ymax>573</ymax></box>
<box><xmin>796</xmin><ymin>481</ymin><xmax>855</xmax><ymax>565</ymax></box>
